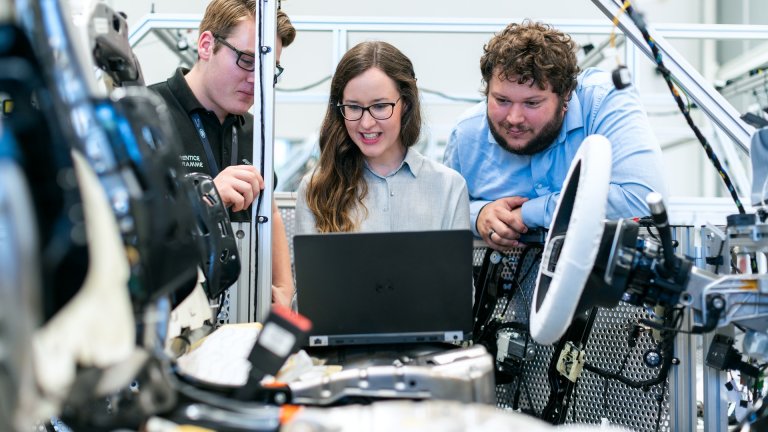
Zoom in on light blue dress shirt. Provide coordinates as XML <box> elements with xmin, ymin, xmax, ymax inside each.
<box><xmin>444</xmin><ymin>67</ymin><xmax>666</xmax><ymax>235</ymax></box>
<box><xmin>296</xmin><ymin>148</ymin><xmax>470</xmax><ymax>234</ymax></box>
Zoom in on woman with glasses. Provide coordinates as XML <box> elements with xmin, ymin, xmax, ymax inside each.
<box><xmin>295</xmin><ymin>41</ymin><xmax>470</xmax><ymax>234</ymax></box>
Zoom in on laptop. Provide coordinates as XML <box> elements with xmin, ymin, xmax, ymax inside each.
<box><xmin>294</xmin><ymin>230</ymin><xmax>473</xmax><ymax>347</ymax></box>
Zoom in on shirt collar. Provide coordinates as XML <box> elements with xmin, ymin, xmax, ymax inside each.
<box><xmin>559</xmin><ymin>91</ymin><xmax>584</xmax><ymax>143</ymax></box>
<box><xmin>364</xmin><ymin>147</ymin><xmax>423</xmax><ymax>179</ymax></box>
<box><xmin>168</xmin><ymin>67</ymin><xmax>245</xmax><ymax>126</ymax></box>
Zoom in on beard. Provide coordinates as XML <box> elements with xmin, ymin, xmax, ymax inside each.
<box><xmin>488</xmin><ymin>109</ymin><xmax>565</xmax><ymax>156</ymax></box>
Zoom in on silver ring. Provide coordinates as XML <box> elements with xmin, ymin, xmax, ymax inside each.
<box><xmin>488</xmin><ymin>229</ymin><xmax>495</xmax><ymax>240</ymax></box>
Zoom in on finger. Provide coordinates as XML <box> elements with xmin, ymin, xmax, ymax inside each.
<box><xmin>491</xmin><ymin>233</ymin><xmax>520</xmax><ymax>251</ymax></box>
<box><xmin>228</xmin><ymin>177</ymin><xmax>255</xmax><ymax>209</ymax></box>
<box><xmin>218</xmin><ymin>187</ymin><xmax>245</xmax><ymax>211</ymax></box>
<box><xmin>509</xmin><ymin>218</ymin><xmax>528</xmax><ymax>234</ymax></box>
<box><xmin>230</xmin><ymin>166</ymin><xmax>264</xmax><ymax>196</ymax></box>
<box><xmin>499</xmin><ymin>196</ymin><xmax>528</xmax><ymax>209</ymax></box>
<box><xmin>486</xmin><ymin>232</ymin><xmax>519</xmax><ymax>251</ymax></box>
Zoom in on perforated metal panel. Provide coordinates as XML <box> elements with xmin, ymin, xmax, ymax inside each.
<box><xmin>280</xmin><ymin>203</ymin><xmax>297</xmax><ymax>277</ymax></box>
<box><xmin>570</xmin><ymin>304</ymin><xmax>671</xmax><ymax>430</ymax></box>
<box><xmin>479</xmin><ymin>246</ymin><xmax>671</xmax><ymax>432</ymax></box>
<box><xmin>477</xmin><ymin>246</ymin><xmax>556</xmax><ymax>415</ymax></box>
<box><xmin>217</xmin><ymin>287</ymin><xmax>232</xmax><ymax>325</ymax></box>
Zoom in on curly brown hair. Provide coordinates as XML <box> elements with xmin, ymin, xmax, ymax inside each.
<box><xmin>480</xmin><ymin>20</ymin><xmax>579</xmax><ymax>99</ymax></box>
<box><xmin>305</xmin><ymin>41</ymin><xmax>421</xmax><ymax>232</ymax></box>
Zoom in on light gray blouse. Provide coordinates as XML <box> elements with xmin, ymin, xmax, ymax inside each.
<box><xmin>295</xmin><ymin>148</ymin><xmax>470</xmax><ymax>234</ymax></box>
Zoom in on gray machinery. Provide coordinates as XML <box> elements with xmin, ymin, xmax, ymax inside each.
<box><xmin>531</xmin><ymin>132</ymin><xmax>768</xmax><ymax>431</ymax></box>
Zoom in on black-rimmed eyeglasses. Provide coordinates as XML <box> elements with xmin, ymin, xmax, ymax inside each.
<box><xmin>213</xmin><ymin>33</ymin><xmax>255</xmax><ymax>72</ymax></box>
<box><xmin>337</xmin><ymin>97</ymin><xmax>401</xmax><ymax>121</ymax></box>
<box><xmin>275</xmin><ymin>64</ymin><xmax>284</xmax><ymax>84</ymax></box>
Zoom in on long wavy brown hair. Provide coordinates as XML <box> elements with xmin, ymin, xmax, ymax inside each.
<box><xmin>480</xmin><ymin>20</ymin><xmax>579</xmax><ymax>99</ymax></box>
<box><xmin>305</xmin><ymin>41</ymin><xmax>421</xmax><ymax>232</ymax></box>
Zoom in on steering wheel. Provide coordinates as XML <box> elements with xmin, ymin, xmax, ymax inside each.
<box><xmin>530</xmin><ymin>135</ymin><xmax>613</xmax><ymax>345</ymax></box>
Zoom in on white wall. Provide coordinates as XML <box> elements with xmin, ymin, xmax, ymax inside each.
<box><xmin>115</xmin><ymin>0</ymin><xmax>754</xmax><ymax>199</ymax></box>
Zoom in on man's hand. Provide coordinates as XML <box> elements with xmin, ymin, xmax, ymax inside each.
<box><xmin>477</xmin><ymin>196</ymin><xmax>529</xmax><ymax>250</ymax></box>
<box><xmin>213</xmin><ymin>165</ymin><xmax>265</xmax><ymax>212</ymax></box>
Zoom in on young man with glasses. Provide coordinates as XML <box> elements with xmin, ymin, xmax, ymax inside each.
<box><xmin>150</xmin><ymin>0</ymin><xmax>296</xmax><ymax>307</ymax></box>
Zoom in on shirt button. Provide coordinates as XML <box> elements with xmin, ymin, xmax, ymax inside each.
<box><xmin>390</xmin><ymin>190</ymin><xmax>394</xmax><ymax>196</ymax></box>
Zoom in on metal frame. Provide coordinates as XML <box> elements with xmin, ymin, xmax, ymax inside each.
<box><xmin>252</xmin><ymin>0</ymin><xmax>277</xmax><ymax>324</ymax></box>
<box><xmin>592</xmin><ymin>0</ymin><xmax>768</xmax><ymax>202</ymax></box>
<box><xmin>670</xmin><ymin>226</ymin><xmax>699</xmax><ymax>432</ymax></box>
<box><xmin>590</xmin><ymin>0</ymin><xmax>756</xmax><ymax>173</ymax></box>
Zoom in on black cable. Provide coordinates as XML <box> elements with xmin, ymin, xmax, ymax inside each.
<box><xmin>215</xmin><ymin>291</ymin><xmax>226</xmax><ymax>323</ymax></box>
<box><xmin>275</xmin><ymin>78</ymin><xmax>483</xmax><ymax>104</ymax></box>
<box><xmin>713</xmin><ymin>237</ymin><xmax>725</xmax><ymax>275</ymax></box>
<box><xmin>419</xmin><ymin>87</ymin><xmax>482</xmax><ymax>103</ymax></box>
<box><xmin>519</xmin><ymin>371</ymin><xmax>539</xmax><ymax>417</ymax></box>
<box><xmin>498</xmin><ymin>246</ymin><xmax>535</xmax><ymax>318</ymax></box>
<box><xmin>654</xmin><ymin>379</ymin><xmax>668</xmax><ymax>432</ymax></box>
<box><xmin>602</xmin><ymin>348</ymin><xmax>633</xmax><ymax>411</ymax></box>
<box><xmin>472</xmin><ymin>247</ymin><xmax>496</xmax><ymax>331</ymax></box>
<box><xmin>584</xmin><ymin>308</ymin><xmax>681</xmax><ymax>390</ymax></box>
<box><xmin>624</xmin><ymin>2</ymin><xmax>745</xmax><ymax>214</ymax></box>
<box><xmin>276</xmin><ymin>75</ymin><xmax>331</xmax><ymax>92</ymax></box>
<box><xmin>252</xmin><ymin>0</ymin><xmax>269</xmax><ymax>318</ymax></box>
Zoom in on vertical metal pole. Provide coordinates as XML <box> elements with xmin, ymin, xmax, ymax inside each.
<box><xmin>703</xmin><ymin>330</ymin><xmax>730</xmax><ymax>432</ymax></box>
<box><xmin>332</xmin><ymin>28</ymin><xmax>348</xmax><ymax>71</ymax></box>
<box><xmin>230</xmin><ymin>222</ymin><xmax>252</xmax><ymax>323</ymax></box>
<box><xmin>671</xmin><ymin>313</ymin><xmax>697</xmax><ymax>431</ymax></box>
<box><xmin>668</xmin><ymin>227</ymin><xmax>697</xmax><ymax>431</ymax></box>
<box><xmin>252</xmin><ymin>0</ymin><xmax>277</xmax><ymax>323</ymax></box>
<box><xmin>699</xmin><ymin>225</ymin><xmax>730</xmax><ymax>432</ymax></box>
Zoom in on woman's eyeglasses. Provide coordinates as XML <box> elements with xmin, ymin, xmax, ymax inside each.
<box><xmin>337</xmin><ymin>97</ymin><xmax>401</xmax><ymax>121</ymax></box>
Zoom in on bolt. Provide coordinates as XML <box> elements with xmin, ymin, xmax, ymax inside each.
<box><xmin>644</xmin><ymin>350</ymin><xmax>662</xmax><ymax>368</ymax></box>
<box><xmin>711</xmin><ymin>296</ymin><xmax>725</xmax><ymax>310</ymax></box>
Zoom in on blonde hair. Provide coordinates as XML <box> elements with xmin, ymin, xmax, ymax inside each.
<box><xmin>199</xmin><ymin>0</ymin><xmax>256</xmax><ymax>54</ymax></box>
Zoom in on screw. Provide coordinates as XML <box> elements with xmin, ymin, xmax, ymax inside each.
<box><xmin>644</xmin><ymin>350</ymin><xmax>662</xmax><ymax>368</ymax></box>
<box><xmin>711</xmin><ymin>296</ymin><xmax>725</xmax><ymax>310</ymax></box>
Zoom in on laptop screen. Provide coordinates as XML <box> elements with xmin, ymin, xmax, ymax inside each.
<box><xmin>294</xmin><ymin>230</ymin><xmax>473</xmax><ymax>347</ymax></box>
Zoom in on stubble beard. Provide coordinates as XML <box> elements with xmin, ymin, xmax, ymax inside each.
<box><xmin>487</xmin><ymin>109</ymin><xmax>565</xmax><ymax>156</ymax></box>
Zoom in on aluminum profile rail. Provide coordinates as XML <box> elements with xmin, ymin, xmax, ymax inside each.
<box><xmin>591</xmin><ymin>0</ymin><xmax>754</xmax><ymax>155</ymax></box>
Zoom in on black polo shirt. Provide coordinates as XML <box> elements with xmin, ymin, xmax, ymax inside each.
<box><xmin>150</xmin><ymin>68</ymin><xmax>262</xmax><ymax>222</ymax></box>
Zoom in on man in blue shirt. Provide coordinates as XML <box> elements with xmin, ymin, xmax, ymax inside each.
<box><xmin>444</xmin><ymin>20</ymin><xmax>665</xmax><ymax>250</ymax></box>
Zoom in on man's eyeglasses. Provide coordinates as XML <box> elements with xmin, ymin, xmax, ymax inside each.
<box><xmin>213</xmin><ymin>34</ymin><xmax>255</xmax><ymax>72</ymax></box>
<box><xmin>275</xmin><ymin>64</ymin><xmax>284</xmax><ymax>85</ymax></box>
<box><xmin>337</xmin><ymin>97</ymin><xmax>401</xmax><ymax>121</ymax></box>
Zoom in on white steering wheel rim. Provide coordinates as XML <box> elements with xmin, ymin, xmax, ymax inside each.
<box><xmin>530</xmin><ymin>134</ymin><xmax>612</xmax><ymax>345</ymax></box>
